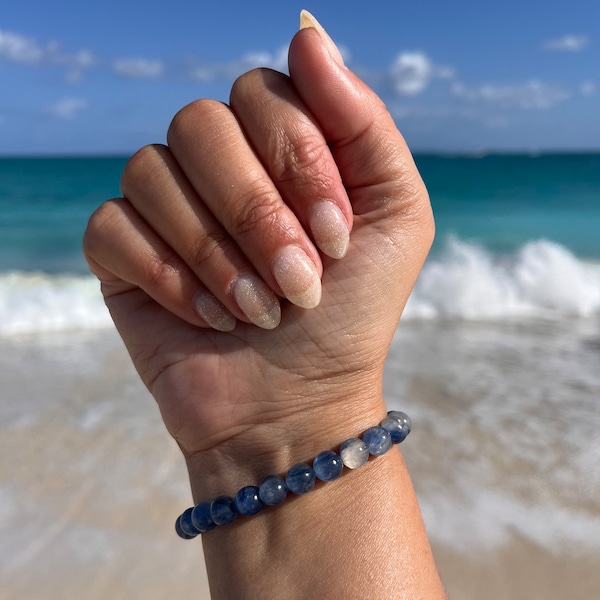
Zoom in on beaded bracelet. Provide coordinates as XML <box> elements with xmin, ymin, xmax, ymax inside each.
<box><xmin>175</xmin><ymin>410</ymin><xmax>411</xmax><ymax>539</ymax></box>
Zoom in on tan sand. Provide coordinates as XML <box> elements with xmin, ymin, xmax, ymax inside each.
<box><xmin>435</xmin><ymin>538</ymin><xmax>600</xmax><ymax>600</ymax></box>
<box><xmin>1</xmin><ymin>329</ymin><xmax>598</xmax><ymax>599</ymax></box>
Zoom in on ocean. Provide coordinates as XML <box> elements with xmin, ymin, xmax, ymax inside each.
<box><xmin>1</xmin><ymin>154</ymin><xmax>599</xmax><ymax>599</ymax></box>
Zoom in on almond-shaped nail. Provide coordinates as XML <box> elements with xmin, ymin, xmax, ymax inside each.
<box><xmin>310</xmin><ymin>200</ymin><xmax>350</xmax><ymax>259</ymax></box>
<box><xmin>272</xmin><ymin>245</ymin><xmax>322</xmax><ymax>309</ymax></box>
<box><xmin>299</xmin><ymin>10</ymin><xmax>345</xmax><ymax>67</ymax></box>
<box><xmin>232</xmin><ymin>273</ymin><xmax>281</xmax><ymax>330</ymax></box>
<box><xmin>194</xmin><ymin>290</ymin><xmax>236</xmax><ymax>332</ymax></box>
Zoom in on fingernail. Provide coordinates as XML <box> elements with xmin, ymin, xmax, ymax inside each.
<box><xmin>272</xmin><ymin>245</ymin><xmax>322</xmax><ymax>309</ymax></box>
<box><xmin>194</xmin><ymin>290</ymin><xmax>237</xmax><ymax>332</ymax></box>
<box><xmin>310</xmin><ymin>201</ymin><xmax>350</xmax><ymax>259</ymax></box>
<box><xmin>232</xmin><ymin>273</ymin><xmax>281</xmax><ymax>330</ymax></box>
<box><xmin>299</xmin><ymin>10</ymin><xmax>345</xmax><ymax>67</ymax></box>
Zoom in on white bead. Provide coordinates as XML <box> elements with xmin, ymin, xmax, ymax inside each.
<box><xmin>340</xmin><ymin>437</ymin><xmax>369</xmax><ymax>469</ymax></box>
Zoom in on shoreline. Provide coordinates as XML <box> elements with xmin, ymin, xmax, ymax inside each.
<box><xmin>1</xmin><ymin>325</ymin><xmax>599</xmax><ymax>599</ymax></box>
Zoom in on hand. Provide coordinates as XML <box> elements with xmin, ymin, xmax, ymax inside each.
<box><xmin>83</xmin><ymin>17</ymin><xmax>433</xmax><ymax>497</ymax></box>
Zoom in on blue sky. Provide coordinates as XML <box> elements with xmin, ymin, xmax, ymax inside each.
<box><xmin>1</xmin><ymin>0</ymin><xmax>598</xmax><ymax>154</ymax></box>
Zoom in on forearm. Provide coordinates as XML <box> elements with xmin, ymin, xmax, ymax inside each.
<box><xmin>185</xmin><ymin>400</ymin><xmax>446</xmax><ymax>599</ymax></box>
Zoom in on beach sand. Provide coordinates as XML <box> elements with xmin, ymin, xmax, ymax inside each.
<box><xmin>1</xmin><ymin>326</ymin><xmax>598</xmax><ymax>599</ymax></box>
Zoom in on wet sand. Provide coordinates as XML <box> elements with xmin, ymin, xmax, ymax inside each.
<box><xmin>1</xmin><ymin>327</ymin><xmax>598</xmax><ymax>599</ymax></box>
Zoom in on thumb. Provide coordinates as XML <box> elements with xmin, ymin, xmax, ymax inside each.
<box><xmin>289</xmin><ymin>12</ymin><xmax>428</xmax><ymax>210</ymax></box>
<box><xmin>288</xmin><ymin>11</ymin><xmax>434</xmax><ymax>305</ymax></box>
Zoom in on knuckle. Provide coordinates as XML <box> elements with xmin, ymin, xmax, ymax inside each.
<box><xmin>120</xmin><ymin>144</ymin><xmax>165</xmax><ymax>195</ymax></box>
<box><xmin>275</xmin><ymin>134</ymin><xmax>333</xmax><ymax>189</ymax></box>
<box><xmin>146</xmin><ymin>249</ymin><xmax>182</xmax><ymax>291</ymax></box>
<box><xmin>167</xmin><ymin>99</ymin><xmax>225</xmax><ymax>147</ymax></box>
<box><xmin>230</xmin><ymin>69</ymin><xmax>256</xmax><ymax>100</ymax></box>
<box><xmin>82</xmin><ymin>198</ymin><xmax>123</xmax><ymax>261</ymax></box>
<box><xmin>187</xmin><ymin>228</ymin><xmax>231</xmax><ymax>271</ymax></box>
<box><xmin>231</xmin><ymin>184</ymin><xmax>283</xmax><ymax>237</ymax></box>
<box><xmin>231</xmin><ymin>68</ymin><xmax>281</xmax><ymax>105</ymax></box>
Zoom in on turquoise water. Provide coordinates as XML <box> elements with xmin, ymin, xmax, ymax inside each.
<box><xmin>419</xmin><ymin>153</ymin><xmax>600</xmax><ymax>258</ymax></box>
<box><xmin>1</xmin><ymin>154</ymin><xmax>599</xmax><ymax>274</ymax></box>
<box><xmin>0</xmin><ymin>157</ymin><xmax>125</xmax><ymax>273</ymax></box>
<box><xmin>0</xmin><ymin>153</ymin><xmax>599</xmax><ymax>333</ymax></box>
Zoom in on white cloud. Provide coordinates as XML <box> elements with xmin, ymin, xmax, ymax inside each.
<box><xmin>113</xmin><ymin>58</ymin><xmax>164</xmax><ymax>79</ymax></box>
<box><xmin>61</xmin><ymin>49</ymin><xmax>96</xmax><ymax>83</ymax></box>
<box><xmin>391</xmin><ymin>104</ymin><xmax>510</xmax><ymax>129</ymax></box>
<box><xmin>452</xmin><ymin>80</ymin><xmax>570</xmax><ymax>109</ymax></box>
<box><xmin>47</xmin><ymin>98</ymin><xmax>88</xmax><ymax>119</ymax></box>
<box><xmin>580</xmin><ymin>80</ymin><xmax>596</xmax><ymax>96</ymax></box>
<box><xmin>189</xmin><ymin>45</ymin><xmax>289</xmax><ymax>82</ymax></box>
<box><xmin>543</xmin><ymin>34</ymin><xmax>589</xmax><ymax>52</ymax></box>
<box><xmin>390</xmin><ymin>52</ymin><xmax>454</xmax><ymax>96</ymax></box>
<box><xmin>241</xmin><ymin>46</ymin><xmax>288</xmax><ymax>72</ymax></box>
<box><xmin>0</xmin><ymin>29</ymin><xmax>95</xmax><ymax>83</ymax></box>
<box><xmin>0</xmin><ymin>30</ymin><xmax>44</xmax><ymax>65</ymax></box>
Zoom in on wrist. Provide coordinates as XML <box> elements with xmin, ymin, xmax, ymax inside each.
<box><xmin>184</xmin><ymin>384</ymin><xmax>387</xmax><ymax>505</ymax></box>
<box><xmin>189</xmin><ymin>425</ymin><xmax>444</xmax><ymax>599</ymax></box>
<box><xmin>177</xmin><ymin>390</ymin><xmax>446</xmax><ymax>599</ymax></box>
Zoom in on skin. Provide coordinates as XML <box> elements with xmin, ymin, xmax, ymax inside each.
<box><xmin>84</xmin><ymin>21</ymin><xmax>446</xmax><ymax>600</ymax></box>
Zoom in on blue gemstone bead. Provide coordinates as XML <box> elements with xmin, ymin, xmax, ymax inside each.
<box><xmin>286</xmin><ymin>463</ymin><xmax>316</xmax><ymax>494</ymax></box>
<box><xmin>380</xmin><ymin>416</ymin><xmax>410</xmax><ymax>444</ymax></box>
<box><xmin>387</xmin><ymin>410</ymin><xmax>412</xmax><ymax>435</ymax></box>
<box><xmin>191</xmin><ymin>501</ymin><xmax>217</xmax><ymax>533</ymax></box>
<box><xmin>235</xmin><ymin>486</ymin><xmax>264</xmax><ymax>516</ymax></box>
<box><xmin>313</xmin><ymin>450</ymin><xmax>343</xmax><ymax>482</ymax></box>
<box><xmin>176</xmin><ymin>507</ymin><xmax>199</xmax><ymax>539</ymax></box>
<box><xmin>340</xmin><ymin>437</ymin><xmax>369</xmax><ymax>469</ymax></box>
<box><xmin>210</xmin><ymin>495</ymin><xmax>237</xmax><ymax>526</ymax></box>
<box><xmin>259</xmin><ymin>476</ymin><xmax>288</xmax><ymax>506</ymax></box>
<box><xmin>175</xmin><ymin>518</ymin><xmax>195</xmax><ymax>539</ymax></box>
<box><xmin>362</xmin><ymin>426</ymin><xmax>392</xmax><ymax>456</ymax></box>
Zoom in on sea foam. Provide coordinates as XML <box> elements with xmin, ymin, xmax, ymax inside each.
<box><xmin>1</xmin><ymin>239</ymin><xmax>599</xmax><ymax>336</ymax></box>
<box><xmin>404</xmin><ymin>237</ymin><xmax>600</xmax><ymax>320</ymax></box>
<box><xmin>0</xmin><ymin>272</ymin><xmax>111</xmax><ymax>335</ymax></box>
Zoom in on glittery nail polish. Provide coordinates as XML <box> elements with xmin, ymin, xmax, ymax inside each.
<box><xmin>232</xmin><ymin>273</ymin><xmax>281</xmax><ymax>329</ymax></box>
<box><xmin>194</xmin><ymin>289</ymin><xmax>236</xmax><ymax>332</ymax></box>
<box><xmin>310</xmin><ymin>200</ymin><xmax>350</xmax><ymax>259</ymax></box>
<box><xmin>272</xmin><ymin>245</ymin><xmax>322</xmax><ymax>309</ymax></box>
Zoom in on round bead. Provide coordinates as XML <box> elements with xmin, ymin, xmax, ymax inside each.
<box><xmin>362</xmin><ymin>426</ymin><xmax>392</xmax><ymax>456</ymax></box>
<box><xmin>340</xmin><ymin>437</ymin><xmax>369</xmax><ymax>469</ymax></box>
<box><xmin>176</xmin><ymin>518</ymin><xmax>196</xmax><ymax>539</ymax></box>
<box><xmin>210</xmin><ymin>496</ymin><xmax>237</xmax><ymax>526</ymax></box>
<box><xmin>235</xmin><ymin>486</ymin><xmax>264</xmax><ymax>517</ymax></box>
<box><xmin>286</xmin><ymin>463</ymin><xmax>316</xmax><ymax>494</ymax></box>
<box><xmin>191</xmin><ymin>501</ymin><xmax>217</xmax><ymax>533</ymax></box>
<box><xmin>313</xmin><ymin>450</ymin><xmax>343</xmax><ymax>482</ymax></box>
<box><xmin>380</xmin><ymin>416</ymin><xmax>410</xmax><ymax>444</ymax></box>
<box><xmin>387</xmin><ymin>410</ymin><xmax>412</xmax><ymax>436</ymax></box>
<box><xmin>176</xmin><ymin>507</ymin><xmax>199</xmax><ymax>539</ymax></box>
<box><xmin>259</xmin><ymin>476</ymin><xmax>288</xmax><ymax>506</ymax></box>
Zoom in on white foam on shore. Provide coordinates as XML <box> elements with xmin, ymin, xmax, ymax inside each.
<box><xmin>404</xmin><ymin>237</ymin><xmax>600</xmax><ymax>320</ymax></box>
<box><xmin>420</xmin><ymin>488</ymin><xmax>600</xmax><ymax>553</ymax></box>
<box><xmin>1</xmin><ymin>238</ymin><xmax>599</xmax><ymax>336</ymax></box>
<box><xmin>0</xmin><ymin>272</ymin><xmax>111</xmax><ymax>335</ymax></box>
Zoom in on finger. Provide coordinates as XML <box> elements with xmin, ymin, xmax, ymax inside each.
<box><xmin>287</xmin><ymin>12</ymin><xmax>435</xmax><ymax>331</ymax></box>
<box><xmin>167</xmin><ymin>99</ymin><xmax>323</xmax><ymax>310</ymax></box>
<box><xmin>83</xmin><ymin>197</ymin><xmax>240</xmax><ymax>332</ymax></box>
<box><xmin>289</xmin><ymin>13</ymin><xmax>433</xmax><ymax>238</ymax></box>
<box><xmin>230</xmin><ymin>68</ymin><xmax>351</xmax><ymax>260</ymax></box>
<box><xmin>120</xmin><ymin>145</ymin><xmax>281</xmax><ymax>330</ymax></box>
